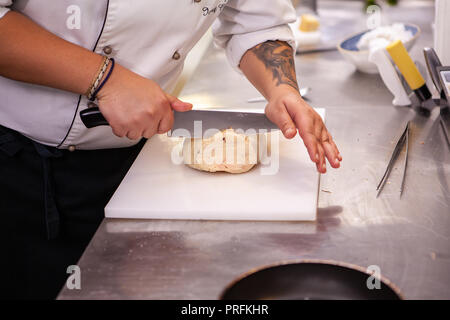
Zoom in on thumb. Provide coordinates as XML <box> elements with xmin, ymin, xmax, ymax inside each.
<box><xmin>265</xmin><ymin>104</ymin><xmax>297</xmax><ymax>139</ymax></box>
<box><xmin>166</xmin><ymin>94</ymin><xmax>193</xmax><ymax>112</ymax></box>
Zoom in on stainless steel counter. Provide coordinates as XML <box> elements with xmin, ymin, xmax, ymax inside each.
<box><xmin>58</xmin><ymin>1</ymin><xmax>450</xmax><ymax>300</ymax></box>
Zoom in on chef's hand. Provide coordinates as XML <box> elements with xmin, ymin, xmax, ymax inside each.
<box><xmin>265</xmin><ymin>86</ymin><xmax>342</xmax><ymax>174</ymax></box>
<box><xmin>240</xmin><ymin>40</ymin><xmax>341</xmax><ymax>174</ymax></box>
<box><xmin>96</xmin><ymin>64</ymin><xmax>192</xmax><ymax>140</ymax></box>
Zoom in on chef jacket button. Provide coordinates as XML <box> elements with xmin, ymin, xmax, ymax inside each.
<box><xmin>103</xmin><ymin>46</ymin><xmax>112</xmax><ymax>55</ymax></box>
<box><xmin>172</xmin><ymin>51</ymin><xmax>181</xmax><ymax>60</ymax></box>
<box><xmin>68</xmin><ymin>145</ymin><xmax>76</xmax><ymax>152</ymax></box>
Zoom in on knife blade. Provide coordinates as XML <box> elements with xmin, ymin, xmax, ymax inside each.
<box><xmin>80</xmin><ymin>106</ymin><xmax>279</xmax><ymax>138</ymax></box>
<box><xmin>169</xmin><ymin>109</ymin><xmax>279</xmax><ymax>138</ymax></box>
<box><xmin>424</xmin><ymin>47</ymin><xmax>443</xmax><ymax>96</ymax></box>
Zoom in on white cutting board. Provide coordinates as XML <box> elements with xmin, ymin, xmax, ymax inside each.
<box><xmin>105</xmin><ymin>108</ymin><xmax>325</xmax><ymax>221</ymax></box>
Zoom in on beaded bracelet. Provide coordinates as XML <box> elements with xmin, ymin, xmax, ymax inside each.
<box><xmin>86</xmin><ymin>56</ymin><xmax>110</xmax><ymax>100</ymax></box>
<box><xmin>90</xmin><ymin>58</ymin><xmax>115</xmax><ymax>101</ymax></box>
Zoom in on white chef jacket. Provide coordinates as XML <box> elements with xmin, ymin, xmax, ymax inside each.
<box><xmin>0</xmin><ymin>0</ymin><xmax>296</xmax><ymax>150</ymax></box>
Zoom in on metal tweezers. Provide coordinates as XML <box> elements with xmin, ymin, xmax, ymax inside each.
<box><xmin>376</xmin><ymin>121</ymin><xmax>410</xmax><ymax>198</ymax></box>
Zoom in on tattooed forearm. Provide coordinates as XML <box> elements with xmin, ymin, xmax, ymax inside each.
<box><xmin>250</xmin><ymin>40</ymin><xmax>299</xmax><ymax>91</ymax></box>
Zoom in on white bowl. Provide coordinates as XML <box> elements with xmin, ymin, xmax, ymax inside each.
<box><xmin>337</xmin><ymin>24</ymin><xmax>421</xmax><ymax>74</ymax></box>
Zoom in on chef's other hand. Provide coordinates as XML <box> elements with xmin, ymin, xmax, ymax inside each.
<box><xmin>265</xmin><ymin>87</ymin><xmax>342</xmax><ymax>174</ymax></box>
<box><xmin>96</xmin><ymin>64</ymin><xmax>192</xmax><ymax>140</ymax></box>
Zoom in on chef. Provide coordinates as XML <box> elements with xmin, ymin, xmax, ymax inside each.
<box><xmin>0</xmin><ymin>0</ymin><xmax>342</xmax><ymax>299</ymax></box>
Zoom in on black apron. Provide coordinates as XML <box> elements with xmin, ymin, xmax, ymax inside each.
<box><xmin>0</xmin><ymin>125</ymin><xmax>146</xmax><ymax>299</ymax></box>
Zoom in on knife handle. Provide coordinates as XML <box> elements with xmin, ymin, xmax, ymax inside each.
<box><xmin>386</xmin><ymin>40</ymin><xmax>432</xmax><ymax>102</ymax></box>
<box><xmin>386</xmin><ymin>40</ymin><xmax>425</xmax><ymax>90</ymax></box>
<box><xmin>80</xmin><ymin>106</ymin><xmax>109</xmax><ymax>128</ymax></box>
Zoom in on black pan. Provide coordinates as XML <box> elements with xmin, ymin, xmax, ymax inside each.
<box><xmin>220</xmin><ymin>260</ymin><xmax>403</xmax><ymax>300</ymax></box>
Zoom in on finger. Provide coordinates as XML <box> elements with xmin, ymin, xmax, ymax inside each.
<box><xmin>111</xmin><ymin>125</ymin><xmax>127</xmax><ymax>138</ymax></box>
<box><xmin>322</xmin><ymin>140</ymin><xmax>340</xmax><ymax>168</ymax></box>
<box><xmin>329</xmin><ymin>135</ymin><xmax>342</xmax><ymax>161</ymax></box>
<box><xmin>316</xmin><ymin>142</ymin><xmax>326</xmax><ymax>173</ymax></box>
<box><xmin>126</xmin><ymin>130</ymin><xmax>141</xmax><ymax>140</ymax></box>
<box><xmin>302</xmin><ymin>133</ymin><xmax>319</xmax><ymax>163</ymax></box>
<box><xmin>157</xmin><ymin>109</ymin><xmax>174</xmax><ymax>134</ymax></box>
<box><xmin>142</xmin><ymin>120</ymin><xmax>159</xmax><ymax>138</ymax></box>
<box><xmin>143</xmin><ymin>126</ymin><xmax>158</xmax><ymax>138</ymax></box>
<box><xmin>312</xmin><ymin>120</ymin><xmax>329</xmax><ymax>172</ymax></box>
<box><xmin>328</xmin><ymin>133</ymin><xmax>342</xmax><ymax>162</ymax></box>
<box><xmin>265</xmin><ymin>104</ymin><xmax>297</xmax><ymax>139</ymax></box>
<box><xmin>314</xmin><ymin>118</ymin><xmax>324</xmax><ymax>143</ymax></box>
<box><xmin>288</xmin><ymin>108</ymin><xmax>318</xmax><ymax>162</ymax></box>
<box><xmin>321</xmin><ymin>131</ymin><xmax>340</xmax><ymax>168</ymax></box>
<box><xmin>166</xmin><ymin>94</ymin><xmax>193</xmax><ymax>112</ymax></box>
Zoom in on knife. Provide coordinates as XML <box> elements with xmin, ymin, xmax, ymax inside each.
<box><xmin>80</xmin><ymin>105</ymin><xmax>279</xmax><ymax>138</ymax></box>
<box><xmin>386</xmin><ymin>40</ymin><xmax>434</xmax><ymax>114</ymax></box>
<box><xmin>424</xmin><ymin>47</ymin><xmax>444</xmax><ymax>98</ymax></box>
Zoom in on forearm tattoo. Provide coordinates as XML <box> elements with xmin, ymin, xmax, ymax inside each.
<box><xmin>250</xmin><ymin>40</ymin><xmax>299</xmax><ymax>92</ymax></box>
